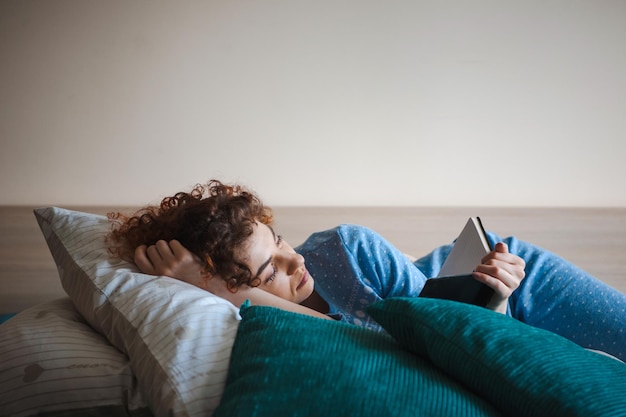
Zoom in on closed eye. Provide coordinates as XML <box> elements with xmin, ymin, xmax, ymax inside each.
<box><xmin>261</xmin><ymin>229</ymin><xmax>282</xmax><ymax>285</ymax></box>
<box><xmin>265</xmin><ymin>264</ymin><xmax>277</xmax><ymax>284</ymax></box>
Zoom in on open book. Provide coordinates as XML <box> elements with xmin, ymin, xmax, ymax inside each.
<box><xmin>418</xmin><ymin>217</ymin><xmax>494</xmax><ymax>306</ymax></box>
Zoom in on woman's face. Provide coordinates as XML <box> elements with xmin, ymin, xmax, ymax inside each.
<box><xmin>236</xmin><ymin>222</ymin><xmax>315</xmax><ymax>304</ymax></box>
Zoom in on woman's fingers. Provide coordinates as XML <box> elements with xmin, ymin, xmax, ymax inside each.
<box><xmin>134</xmin><ymin>245</ymin><xmax>155</xmax><ymax>274</ymax></box>
<box><xmin>473</xmin><ymin>264</ymin><xmax>518</xmax><ymax>295</ymax></box>
<box><xmin>167</xmin><ymin>239</ymin><xmax>196</xmax><ymax>263</ymax></box>
<box><xmin>135</xmin><ymin>240</ymin><xmax>179</xmax><ymax>276</ymax></box>
<box><xmin>474</xmin><ymin>242</ymin><xmax>526</xmax><ymax>297</ymax></box>
<box><xmin>472</xmin><ymin>242</ymin><xmax>526</xmax><ymax>313</ymax></box>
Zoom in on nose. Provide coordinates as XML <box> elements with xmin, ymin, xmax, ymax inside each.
<box><xmin>284</xmin><ymin>251</ymin><xmax>305</xmax><ymax>275</ymax></box>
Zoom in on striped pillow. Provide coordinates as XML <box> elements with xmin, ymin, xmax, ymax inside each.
<box><xmin>32</xmin><ymin>207</ymin><xmax>241</xmax><ymax>417</ymax></box>
<box><xmin>0</xmin><ymin>297</ymin><xmax>151</xmax><ymax>417</ymax></box>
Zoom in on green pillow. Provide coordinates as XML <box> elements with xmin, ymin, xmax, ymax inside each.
<box><xmin>214</xmin><ymin>303</ymin><xmax>501</xmax><ymax>417</ymax></box>
<box><xmin>367</xmin><ymin>298</ymin><xmax>626</xmax><ymax>417</ymax></box>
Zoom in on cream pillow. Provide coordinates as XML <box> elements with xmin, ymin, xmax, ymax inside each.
<box><xmin>0</xmin><ymin>297</ymin><xmax>150</xmax><ymax>417</ymax></box>
<box><xmin>34</xmin><ymin>207</ymin><xmax>241</xmax><ymax>417</ymax></box>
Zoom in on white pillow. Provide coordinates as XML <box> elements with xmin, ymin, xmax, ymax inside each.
<box><xmin>34</xmin><ymin>207</ymin><xmax>241</xmax><ymax>417</ymax></box>
<box><xmin>0</xmin><ymin>297</ymin><xmax>150</xmax><ymax>417</ymax></box>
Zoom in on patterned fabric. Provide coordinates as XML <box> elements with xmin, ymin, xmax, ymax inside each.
<box><xmin>0</xmin><ymin>298</ymin><xmax>152</xmax><ymax>417</ymax></box>
<box><xmin>295</xmin><ymin>224</ymin><xmax>427</xmax><ymax>329</ymax></box>
<box><xmin>33</xmin><ymin>207</ymin><xmax>241</xmax><ymax>417</ymax></box>
<box><xmin>499</xmin><ymin>235</ymin><xmax>626</xmax><ymax>359</ymax></box>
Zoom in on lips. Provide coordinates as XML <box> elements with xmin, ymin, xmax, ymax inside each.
<box><xmin>297</xmin><ymin>270</ymin><xmax>309</xmax><ymax>290</ymax></box>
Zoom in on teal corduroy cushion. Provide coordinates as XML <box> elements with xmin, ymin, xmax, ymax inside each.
<box><xmin>214</xmin><ymin>304</ymin><xmax>502</xmax><ymax>417</ymax></box>
<box><xmin>367</xmin><ymin>297</ymin><xmax>626</xmax><ymax>417</ymax></box>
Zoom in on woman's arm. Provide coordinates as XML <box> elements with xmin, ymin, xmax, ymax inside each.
<box><xmin>134</xmin><ymin>240</ymin><xmax>331</xmax><ymax>320</ymax></box>
<box><xmin>206</xmin><ymin>280</ymin><xmax>332</xmax><ymax>320</ymax></box>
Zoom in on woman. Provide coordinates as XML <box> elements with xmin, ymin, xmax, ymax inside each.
<box><xmin>107</xmin><ymin>180</ymin><xmax>626</xmax><ymax>361</ymax></box>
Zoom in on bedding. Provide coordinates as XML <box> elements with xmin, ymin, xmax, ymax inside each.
<box><xmin>215</xmin><ymin>300</ymin><xmax>626</xmax><ymax>417</ymax></box>
<box><xmin>0</xmin><ymin>297</ymin><xmax>151</xmax><ymax>417</ymax></box>
<box><xmin>213</xmin><ymin>302</ymin><xmax>501</xmax><ymax>417</ymax></box>
<box><xmin>1</xmin><ymin>206</ymin><xmax>625</xmax><ymax>417</ymax></box>
<box><xmin>367</xmin><ymin>297</ymin><xmax>626</xmax><ymax>417</ymax></box>
<box><xmin>1</xmin><ymin>207</ymin><xmax>240</xmax><ymax>417</ymax></box>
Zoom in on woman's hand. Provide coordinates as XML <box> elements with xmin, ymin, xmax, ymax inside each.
<box><xmin>472</xmin><ymin>242</ymin><xmax>526</xmax><ymax>313</ymax></box>
<box><xmin>133</xmin><ymin>239</ymin><xmax>251</xmax><ymax>299</ymax></box>
<box><xmin>134</xmin><ymin>240</ymin><xmax>206</xmax><ymax>289</ymax></box>
<box><xmin>134</xmin><ymin>240</ymin><xmax>234</xmax><ymax>296</ymax></box>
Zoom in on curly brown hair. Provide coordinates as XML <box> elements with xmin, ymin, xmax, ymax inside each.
<box><xmin>106</xmin><ymin>180</ymin><xmax>273</xmax><ymax>291</ymax></box>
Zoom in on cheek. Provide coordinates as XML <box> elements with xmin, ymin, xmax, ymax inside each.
<box><xmin>275</xmin><ymin>279</ymin><xmax>293</xmax><ymax>297</ymax></box>
<box><xmin>259</xmin><ymin>278</ymin><xmax>291</xmax><ymax>299</ymax></box>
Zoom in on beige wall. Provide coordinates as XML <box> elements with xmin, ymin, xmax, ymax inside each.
<box><xmin>1</xmin><ymin>1</ymin><xmax>625</xmax><ymax>207</ymax></box>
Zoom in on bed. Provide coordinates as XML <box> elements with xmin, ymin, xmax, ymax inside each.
<box><xmin>1</xmin><ymin>206</ymin><xmax>625</xmax><ymax>417</ymax></box>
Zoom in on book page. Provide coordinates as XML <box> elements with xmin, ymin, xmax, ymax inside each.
<box><xmin>437</xmin><ymin>217</ymin><xmax>491</xmax><ymax>277</ymax></box>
